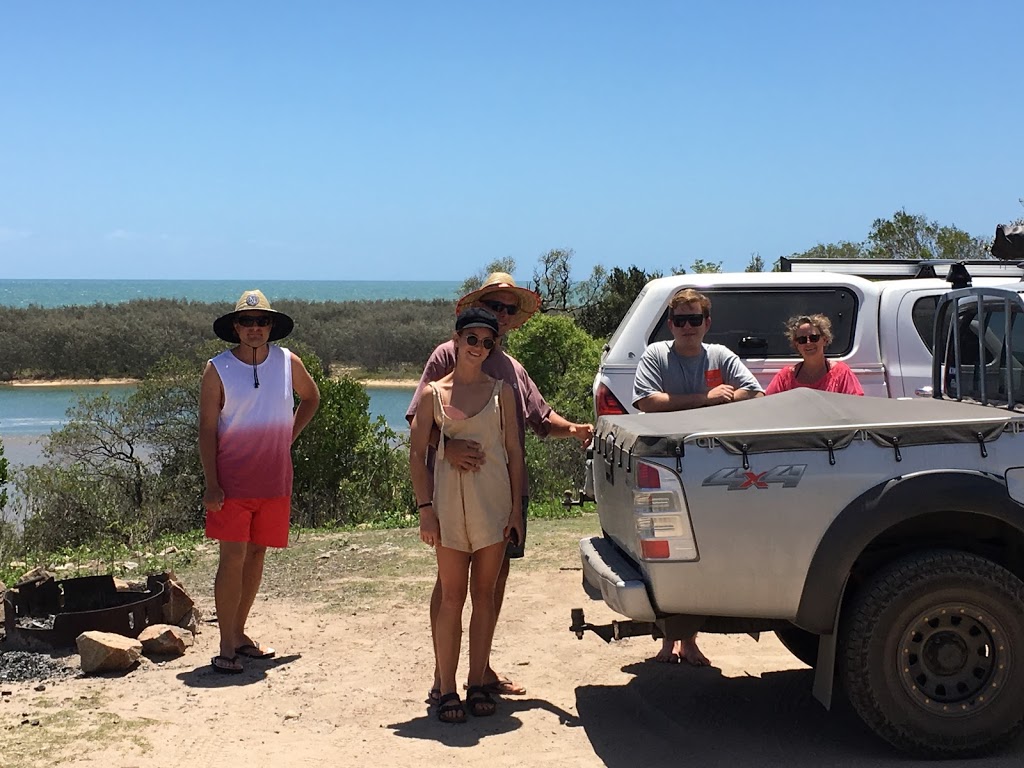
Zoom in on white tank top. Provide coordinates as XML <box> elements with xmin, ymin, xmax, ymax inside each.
<box><xmin>210</xmin><ymin>345</ymin><xmax>294</xmax><ymax>498</ymax></box>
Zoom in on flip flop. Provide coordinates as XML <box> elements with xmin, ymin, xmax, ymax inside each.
<box><xmin>477</xmin><ymin>675</ymin><xmax>526</xmax><ymax>696</ymax></box>
<box><xmin>236</xmin><ymin>642</ymin><xmax>276</xmax><ymax>660</ymax></box>
<box><xmin>211</xmin><ymin>655</ymin><xmax>243</xmax><ymax>674</ymax></box>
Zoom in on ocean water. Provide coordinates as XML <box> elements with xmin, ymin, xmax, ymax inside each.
<box><xmin>0</xmin><ymin>278</ymin><xmax>462</xmax><ymax>309</ymax></box>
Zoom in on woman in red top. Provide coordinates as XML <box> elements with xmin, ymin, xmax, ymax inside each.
<box><xmin>765</xmin><ymin>314</ymin><xmax>864</xmax><ymax>396</ymax></box>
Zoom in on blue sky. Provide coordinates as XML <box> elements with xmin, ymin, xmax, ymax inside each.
<box><xmin>1</xmin><ymin>1</ymin><xmax>1020</xmax><ymax>281</ymax></box>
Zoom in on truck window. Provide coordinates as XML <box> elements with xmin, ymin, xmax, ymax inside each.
<box><xmin>911</xmin><ymin>296</ymin><xmax>940</xmax><ymax>353</ymax></box>
<box><xmin>943</xmin><ymin>302</ymin><xmax>1024</xmax><ymax>404</ymax></box>
<box><xmin>649</xmin><ymin>289</ymin><xmax>859</xmax><ymax>358</ymax></box>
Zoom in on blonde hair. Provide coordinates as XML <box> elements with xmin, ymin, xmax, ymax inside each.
<box><xmin>785</xmin><ymin>314</ymin><xmax>833</xmax><ymax>347</ymax></box>
<box><xmin>669</xmin><ymin>288</ymin><xmax>711</xmax><ymax>317</ymax></box>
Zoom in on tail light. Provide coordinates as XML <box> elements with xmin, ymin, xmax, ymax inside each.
<box><xmin>595</xmin><ymin>383</ymin><xmax>628</xmax><ymax>416</ymax></box>
<box><xmin>633</xmin><ymin>460</ymin><xmax>697</xmax><ymax>561</ymax></box>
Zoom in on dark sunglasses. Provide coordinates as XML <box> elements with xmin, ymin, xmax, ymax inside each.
<box><xmin>795</xmin><ymin>334</ymin><xmax>821</xmax><ymax>344</ymax></box>
<box><xmin>481</xmin><ymin>299</ymin><xmax>519</xmax><ymax>316</ymax></box>
<box><xmin>236</xmin><ymin>316</ymin><xmax>273</xmax><ymax>327</ymax></box>
<box><xmin>670</xmin><ymin>313</ymin><xmax>706</xmax><ymax>328</ymax></box>
<box><xmin>465</xmin><ymin>333</ymin><xmax>495</xmax><ymax>350</ymax></box>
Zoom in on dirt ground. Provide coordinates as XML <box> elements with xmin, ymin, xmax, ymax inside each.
<box><xmin>2</xmin><ymin>517</ymin><xmax>1022</xmax><ymax>768</ymax></box>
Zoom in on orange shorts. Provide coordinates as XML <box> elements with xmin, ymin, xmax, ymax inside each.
<box><xmin>205</xmin><ymin>496</ymin><xmax>291</xmax><ymax>548</ymax></box>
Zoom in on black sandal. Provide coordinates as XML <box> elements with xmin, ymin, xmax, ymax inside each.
<box><xmin>465</xmin><ymin>685</ymin><xmax>496</xmax><ymax>717</ymax></box>
<box><xmin>436</xmin><ymin>692</ymin><xmax>466</xmax><ymax>724</ymax></box>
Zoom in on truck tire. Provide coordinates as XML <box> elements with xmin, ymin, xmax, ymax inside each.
<box><xmin>774</xmin><ymin>625</ymin><xmax>818</xmax><ymax>668</ymax></box>
<box><xmin>840</xmin><ymin>549</ymin><xmax>1024</xmax><ymax>758</ymax></box>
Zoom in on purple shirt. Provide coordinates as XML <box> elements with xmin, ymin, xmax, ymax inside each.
<box><xmin>406</xmin><ymin>340</ymin><xmax>553</xmax><ymax>496</ymax></box>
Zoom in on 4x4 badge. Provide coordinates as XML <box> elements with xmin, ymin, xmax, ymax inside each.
<box><xmin>702</xmin><ymin>465</ymin><xmax>807</xmax><ymax>490</ymax></box>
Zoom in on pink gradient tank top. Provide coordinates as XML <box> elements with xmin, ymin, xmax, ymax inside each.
<box><xmin>211</xmin><ymin>345</ymin><xmax>295</xmax><ymax>498</ymax></box>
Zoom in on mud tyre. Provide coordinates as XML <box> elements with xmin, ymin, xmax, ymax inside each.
<box><xmin>774</xmin><ymin>625</ymin><xmax>818</xmax><ymax>668</ymax></box>
<box><xmin>840</xmin><ymin>549</ymin><xmax>1024</xmax><ymax>758</ymax></box>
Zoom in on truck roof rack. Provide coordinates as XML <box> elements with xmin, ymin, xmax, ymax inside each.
<box><xmin>779</xmin><ymin>257</ymin><xmax>1024</xmax><ymax>281</ymax></box>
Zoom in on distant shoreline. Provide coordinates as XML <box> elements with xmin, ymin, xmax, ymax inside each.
<box><xmin>3</xmin><ymin>376</ymin><xmax>418</xmax><ymax>388</ymax></box>
<box><xmin>5</xmin><ymin>378</ymin><xmax>138</xmax><ymax>388</ymax></box>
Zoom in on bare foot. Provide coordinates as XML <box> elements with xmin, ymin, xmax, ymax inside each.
<box><xmin>679</xmin><ymin>637</ymin><xmax>711</xmax><ymax>667</ymax></box>
<box><xmin>654</xmin><ymin>637</ymin><xmax>679</xmax><ymax>663</ymax></box>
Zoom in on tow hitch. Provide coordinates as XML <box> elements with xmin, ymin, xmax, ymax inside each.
<box><xmin>562</xmin><ymin>489</ymin><xmax>594</xmax><ymax>510</ymax></box>
<box><xmin>569</xmin><ymin>607</ymin><xmax>659</xmax><ymax>643</ymax></box>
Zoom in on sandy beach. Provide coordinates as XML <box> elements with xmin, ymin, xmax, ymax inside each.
<box><xmin>4</xmin><ymin>376</ymin><xmax>416</xmax><ymax>388</ymax></box>
<box><xmin>5</xmin><ymin>378</ymin><xmax>139</xmax><ymax>388</ymax></box>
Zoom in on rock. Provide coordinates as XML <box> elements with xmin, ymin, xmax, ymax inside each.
<box><xmin>16</xmin><ymin>567</ymin><xmax>53</xmax><ymax>587</ymax></box>
<box><xmin>162</xmin><ymin>578</ymin><xmax>195</xmax><ymax>625</ymax></box>
<box><xmin>112</xmin><ymin>578</ymin><xmax>131</xmax><ymax>592</ymax></box>
<box><xmin>76</xmin><ymin>631</ymin><xmax>142</xmax><ymax>674</ymax></box>
<box><xmin>176</xmin><ymin>608</ymin><xmax>199</xmax><ymax>636</ymax></box>
<box><xmin>138</xmin><ymin>624</ymin><xmax>194</xmax><ymax>656</ymax></box>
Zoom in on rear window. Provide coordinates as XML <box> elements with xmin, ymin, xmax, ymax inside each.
<box><xmin>649</xmin><ymin>288</ymin><xmax>859</xmax><ymax>358</ymax></box>
<box><xmin>912</xmin><ymin>296</ymin><xmax>941</xmax><ymax>353</ymax></box>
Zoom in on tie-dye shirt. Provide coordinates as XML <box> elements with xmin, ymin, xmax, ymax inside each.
<box><xmin>211</xmin><ymin>345</ymin><xmax>295</xmax><ymax>498</ymax></box>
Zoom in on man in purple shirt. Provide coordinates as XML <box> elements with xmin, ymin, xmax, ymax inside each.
<box><xmin>407</xmin><ymin>272</ymin><xmax>593</xmax><ymax>699</ymax></box>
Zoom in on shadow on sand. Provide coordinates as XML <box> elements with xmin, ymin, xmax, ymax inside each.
<box><xmin>387</xmin><ymin>694</ymin><xmax>581</xmax><ymax>748</ymax></box>
<box><xmin>175</xmin><ymin>653</ymin><xmax>301</xmax><ymax>689</ymax></box>
<box><xmin>575</xmin><ymin>660</ymin><xmax>1024</xmax><ymax>768</ymax></box>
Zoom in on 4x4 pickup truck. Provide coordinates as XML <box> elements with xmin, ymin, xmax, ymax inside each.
<box><xmin>572</xmin><ymin>269</ymin><xmax>1024</xmax><ymax>757</ymax></box>
<box><xmin>594</xmin><ymin>258</ymin><xmax>1024</xmax><ymax>415</ymax></box>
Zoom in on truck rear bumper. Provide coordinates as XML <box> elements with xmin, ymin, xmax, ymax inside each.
<box><xmin>579</xmin><ymin>536</ymin><xmax>657</xmax><ymax>622</ymax></box>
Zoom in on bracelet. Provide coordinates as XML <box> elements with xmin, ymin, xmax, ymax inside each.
<box><xmin>417</xmin><ymin>502</ymin><xmax>433</xmax><ymax>510</ymax></box>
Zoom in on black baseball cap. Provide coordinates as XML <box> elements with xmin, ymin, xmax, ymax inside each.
<box><xmin>455</xmin><ymin>307</ymin><xmax>500</xmax><ymax>335</ymax></box>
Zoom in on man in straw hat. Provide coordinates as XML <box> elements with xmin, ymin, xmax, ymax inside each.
<box><xmin>200</xmin><ymin>289</ymin><xmax>320</xmax><ymax>674</ymax></box>
<box><xmin>407</xmin><ymin>271</ymin><xmax>594</xmax><ymax>699</ymax></box>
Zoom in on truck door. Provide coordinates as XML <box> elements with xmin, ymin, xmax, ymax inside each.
<box><xmin>892</xmin><ymin>289</ymin><xmax>946</xmax><ymax>398</ymax></box>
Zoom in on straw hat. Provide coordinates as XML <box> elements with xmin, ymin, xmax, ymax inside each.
<box><xmin>213</xmin><ymin>289</ymin><xmax>294</xmax><ymax>343</ymax></box>
<box><xmin>455</xmin><ymin>272</ymin><xmax>541</xmax><ymax>331</ymax></box>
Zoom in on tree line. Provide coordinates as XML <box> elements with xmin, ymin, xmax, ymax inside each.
<box><xmin>0</xmin><ymin>298</ymin><xmax>455</xmax><ymax>381</ymax></box>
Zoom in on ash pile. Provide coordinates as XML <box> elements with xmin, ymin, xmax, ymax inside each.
<box><xmin>0</xmin><ymin>651</ymin><xmax>76</xmax><ymax>684</ymax></box>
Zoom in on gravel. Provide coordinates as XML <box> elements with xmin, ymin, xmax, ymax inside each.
<box><xmin>0</xmin><ymin>651</ymin><xmax>77</xmax><ymax>684</ymax></box>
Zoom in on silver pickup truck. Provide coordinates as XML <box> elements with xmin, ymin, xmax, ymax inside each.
<box><xmin>572</xmin><ymin>275</ymin><xmax>1024</xmax><ymax>758</ymax></box>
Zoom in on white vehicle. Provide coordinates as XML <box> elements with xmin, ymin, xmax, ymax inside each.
<box><xmin>593</xmin><ymin>259</ymin><xmax>1024</xmax><ymax>417</ymax></box>
<box><xmin>572</xmin><ymin>270</ymin><xmax>1024</xmax><ymax>757</ymax></box>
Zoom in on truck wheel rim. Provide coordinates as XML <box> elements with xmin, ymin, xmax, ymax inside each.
<box><xmin>897</xmin><ymin>602</ymin><xmax>1010</xmax><ymax>717</ymax></box>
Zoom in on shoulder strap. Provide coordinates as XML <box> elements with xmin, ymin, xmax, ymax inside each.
<box><xmin>429</xmin><ymin>383</ymin><xmax>446</xmax><ymax>462</ymax></box>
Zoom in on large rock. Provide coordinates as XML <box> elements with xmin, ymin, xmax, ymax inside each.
<box><xmin>77</xmin><ymin>631</ymin><xmax>142</xmax><ymax>674</ymax></box>
<box><xmin>138</xmin><ymin>624</ymin><xmax>194</xmax><ymax>656</ymax></box>
<box><xmin>162</xmin><ymin>578</ymin><xmax>195</xmax><ymax>626</ymax></box>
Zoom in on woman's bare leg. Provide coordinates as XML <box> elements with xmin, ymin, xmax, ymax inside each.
<box><xmin>466</xmin><ymin>540</ymin><xmax>507</xmax><ymax>688</ymax></box>
<box><xmin>435</xmin><ymin>545</ymin><xmax>471</xmax><ymax>696</ymax></box>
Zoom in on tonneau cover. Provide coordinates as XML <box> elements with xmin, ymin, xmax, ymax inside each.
<box><xmin>596</xmin><ymin>389</ymin><xmax>1024</xmax><ymax>457</ymax></box>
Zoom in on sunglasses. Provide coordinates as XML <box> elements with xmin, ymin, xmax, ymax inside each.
<box><xmin>236</xmin><ymin>316</ymin><xmax>273</xmax><ymax>327</ymax></box>
<box><xmin>465</xmin><ymin>334</ymin><xmax>495</xmax><ymax>350</ymax></box>
<box><xmin>481</xmin><ymin>299</ymin><xmax>519</xmax><ymax>316</ymax></box>
<box><xmin>795</xmin><ymin>334</ymin><xmax>821</xmax><ymax>344</ymax></box>
<box><xmin>670</xmin><ymin>313</ymin><xmax>706</xmax><ymax>328</ymax></box>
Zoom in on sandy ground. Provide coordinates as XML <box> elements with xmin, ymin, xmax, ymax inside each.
<box><xmin>3</xmin><ymin>526</ymin><xmax>1023</xmax><ymax>768</ymax></box>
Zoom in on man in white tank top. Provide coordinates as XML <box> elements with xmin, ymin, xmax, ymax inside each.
<box><xmin>200</xmin><ymin>290</ymin><xmax>319</xmax><ymax>674</ymax></box>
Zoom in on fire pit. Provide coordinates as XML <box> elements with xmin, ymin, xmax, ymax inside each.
<box><xmin>2</xmin><ymin>572</ymin><xmax>170</xmax><ymax>651</ymax></box>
